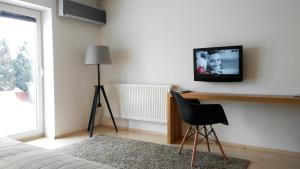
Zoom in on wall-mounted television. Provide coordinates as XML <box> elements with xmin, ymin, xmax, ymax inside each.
<box><xmin>193</xmin><ymin>45</ymin><xmax>243</xmax><ymax>82</ymax></box>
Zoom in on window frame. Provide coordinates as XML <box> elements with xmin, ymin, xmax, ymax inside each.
<box><xmin>0</xmin><ymin>2</ymin><xmax>44</xmax><ymax>140</ymax></box>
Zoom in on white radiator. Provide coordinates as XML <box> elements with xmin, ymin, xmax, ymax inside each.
<box><xmin>103</xmin><ymin>84</ymin><xmax>171</xmax><ymax>123</ymax></box>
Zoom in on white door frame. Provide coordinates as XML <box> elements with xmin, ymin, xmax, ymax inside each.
<box><xmin>0</xmin><ymin>2</ymin><xmax>44</xmax><ymax>140</ymax></box>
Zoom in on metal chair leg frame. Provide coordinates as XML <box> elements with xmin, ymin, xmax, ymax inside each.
<box><xmin>210</xmin><ymin>125</ymin><xmax>228</xmax><ymax>161</ymax></box>
<box><xmin>204</xmin><ymin>125</ymin><xmax>211</xmax><ymax>152</ymax></box>
<box><xmin>178</xmin><ymin>125</ymin><xmax>227</xmax><ymax>167</ymax></box>
<box><xmin>178</xmin><ymin>125</ymin><xmax>191</xmax><ymax>154</ymax></box>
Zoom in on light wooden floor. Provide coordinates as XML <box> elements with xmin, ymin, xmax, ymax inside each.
<box><xmin>27</xmin><ymin>126</ymin><xmax>300</xmax><ymax>169</ymax></box>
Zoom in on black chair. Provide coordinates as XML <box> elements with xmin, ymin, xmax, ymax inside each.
<box><xmin>170</xmin><ymin>91</ymin><xmax>229</xmax><ymax>167</ymax></box>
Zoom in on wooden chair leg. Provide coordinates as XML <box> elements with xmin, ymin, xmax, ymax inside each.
<box><xmin>178</xmin><ymin>125</ymin><xmax>191</xmax><ymax>154</ymax></box>
<box><xmin>211</xmin><ymin>126</ymin><xmax>228</xmax><ymax>161</ymax></box>
<box><xmin>191</xmin><ymin>126</ymin><xmax>198</xmax><ymax>167</ymax></box>
<box><xmin>204</xmin><ymin>125</ymin><xmax>210</xmax><ymax>152</ymax></box>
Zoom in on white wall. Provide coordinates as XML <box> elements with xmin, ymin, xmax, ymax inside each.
<box><xmin>99</xmin><ymin>0</ymin><xmax>300</xmax><ymax>152</ymax></box>
<box><xmin>15</xmin><ymin>0</ymin><xmax>101</xmax><ymax>137</ymax></box>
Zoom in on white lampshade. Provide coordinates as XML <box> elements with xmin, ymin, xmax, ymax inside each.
<box><xmin>85</xmin><ymin>45</ymin><xmax>112</xmax><ymax>65</ymax></box>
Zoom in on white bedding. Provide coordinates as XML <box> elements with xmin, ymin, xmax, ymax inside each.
<box><xmin>0</xmin><ymin>137</ymin><xmax>115</xmax><ymax>169</ymax></box>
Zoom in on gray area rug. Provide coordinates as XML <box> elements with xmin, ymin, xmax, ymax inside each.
<box><xmin>56</xmin><ymin>135</ymin><xmax>250</xmax><ymax>169</ymax></box>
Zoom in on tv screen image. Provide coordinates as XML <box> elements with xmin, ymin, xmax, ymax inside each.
<box><xmin>193</xmin><ymin>46</ymin><xmax>243</xmax><ymax>82</ymax></box>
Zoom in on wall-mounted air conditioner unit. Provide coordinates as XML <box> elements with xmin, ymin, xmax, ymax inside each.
<box><xmin>58</xmin><ymin>0</ymin><xmax>106</xmax><ymax>25</ymax></box>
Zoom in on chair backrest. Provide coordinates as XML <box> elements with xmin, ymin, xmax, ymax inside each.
<box><xmin>171</xmin><ymin>90</ymin><xmax>229</xmax><ymax>125</ymax></box>
<box><xmin>170</xmin><ymin>91</ymin><xmax>195</xmax><ymax>124</ymax></box>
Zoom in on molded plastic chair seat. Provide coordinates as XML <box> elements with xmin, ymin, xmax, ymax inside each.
<box><xmin>184</xmin><ymin>103</ymin><xmax>229</xmax><ymax>125</ymax></box>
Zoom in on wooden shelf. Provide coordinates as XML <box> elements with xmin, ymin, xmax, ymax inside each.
<box><xmin>173</xmin><ymin>92</ymin><xmax>300</xmax><ymax>105</ymax></box>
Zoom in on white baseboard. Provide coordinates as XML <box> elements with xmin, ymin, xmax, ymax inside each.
<box><xmin>101</xmin><ymin>116</ymin><xmax>167</xmax><ymax>134</ymax></box>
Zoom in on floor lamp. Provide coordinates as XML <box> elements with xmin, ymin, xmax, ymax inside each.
<box><xmin>85</xmin><ymin>45</ymin><xmax>118</xmax><ymax>137</ymax></box>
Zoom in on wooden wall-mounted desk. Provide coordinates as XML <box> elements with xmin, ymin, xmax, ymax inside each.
<box><xmin>167</xmin><ymin>92</ymin><xmax>300</xmax><ymax>144</ymax></box>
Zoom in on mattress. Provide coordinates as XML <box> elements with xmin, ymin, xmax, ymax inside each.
<box><xmin>0</xmin><ymin>137</ymin><xmax>115</xmax><ymax>169</ymax></box>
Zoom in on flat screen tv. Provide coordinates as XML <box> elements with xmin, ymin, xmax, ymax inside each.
<box><xmin>193</xmin><ymin>45</ymin><xmax>243</xmax><ymax>82</ymax></box>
